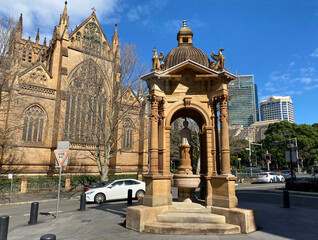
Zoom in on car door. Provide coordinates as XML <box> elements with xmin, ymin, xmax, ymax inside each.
<box><xmin>106</xmin><ymin>180</ymin><xmax>125</xmax><ymax>200</ymax></box>
<box><xmin>123</xmin><ymin>180</ymin><xmax>140</xmax><ymax>198</ymax></box>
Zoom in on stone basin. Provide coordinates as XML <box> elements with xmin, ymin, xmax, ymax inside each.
<box><xmin>173</xmin><ymin>174</ymin><xmax>201</xmax><ymax>188</ymax></box>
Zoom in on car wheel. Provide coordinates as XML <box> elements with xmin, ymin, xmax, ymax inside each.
<box><xmin>270</xmin><ymin>179</ymin><xmax>273</xmax><ymax>183</ymax></box>
<box><xmin>281</xmin><ymin>178</ymin><xmax>285</xmax><ymax>183</ymax></box>
<box><xmin>135</xmin><ymin>190</ymin><xmax>145</xmax><ymax>198</ymax></box>
<box><xmin>94</xmin><ymin>193</ymin><xmax>106</xmax><ymax>204</ymax></box>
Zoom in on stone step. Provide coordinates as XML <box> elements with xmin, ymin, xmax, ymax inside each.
<box><xmin>144</xmin><ymin>222</ymin><xmax>241</xmax><ymax>235</ymax></box>
<box><xmin>157</xmin><ymin>212</ymin><xmax>226</xmax><ymax>224</ymax></box>
<box><xmin>168</xmin><ymin>202</ymin><xmax>211</xmax><ymax>213</ymax></box>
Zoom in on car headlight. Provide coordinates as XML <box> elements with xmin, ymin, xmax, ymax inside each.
<box><xmin>86</xmin><ymin>191</ymin><xmax>94</xmax><ymax>195</ymax></box>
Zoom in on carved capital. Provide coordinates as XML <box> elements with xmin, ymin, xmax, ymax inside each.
<box><xmin>148</xmin><ymin>94</ymin><xmax>162</xmax><ymax>106</ymax></box>
<box><xmin>148</xmin><ymin>95</ymin><xmax>164</xmax><ymax>122</ymax></box>
<box><xmin>215</xmin><ymin>94</ymin><xmax>230</xmax><ymax>108</ymax></box>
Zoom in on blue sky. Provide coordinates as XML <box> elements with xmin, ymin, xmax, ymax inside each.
<box><xmin>1</xmin><ymin>0</ymin><xmax>318</xmax><ymax>125</ymax></box>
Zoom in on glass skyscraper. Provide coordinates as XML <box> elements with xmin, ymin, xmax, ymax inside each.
<box><xmin>260</xmin><ymin>96</ymin><xmax>294</xmax><ymax>123</ymax></box>
<box><xmin>228</xmin><ymin>75</ymin><xmax>259</xmax><ymax>127</ymax></box>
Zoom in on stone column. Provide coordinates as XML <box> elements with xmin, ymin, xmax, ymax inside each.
<box><xmin>158</xmin><ymin>98</ymin><xmax>165</xmax><ymax>173</ymax></box>
<box><xmin>148</xmin><ymin>95</ymin><xmax>161</xmax><ymax>174</ymax></box>
<box><xmin>214</xmin><ymin>100</ymin><xmax>220</xmax><ymax>175</ymax></box>
<box><xmin>219</xmin><ymin>95</ymin><xmax>231</xmax><ymax>175</ymax></box>
<box><xmin>164</xmin><ymin>126</ymin><xmax>172</xmax><ymax>174</ymax></box>
<box><xmin>210</xmin><ymin>99</ymin><xmax>217</xmax><ymax>176</ymax></box>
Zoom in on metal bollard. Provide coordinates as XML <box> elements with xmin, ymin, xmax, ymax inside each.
<box><xmin>79</xmin><ymin>193</ymin><xmax>86</xmax><ymax>211</ymax></box>
<box><xmin>127</xmin><ymin>189</ymin><xmax>132</xmax><ymax>205</ymax></box>
<box><xmin>0</xmin><ymin>215</ymin><xmax>9</xmax><ymax>240</ymax></box>
<box><xmin>283</xmin><ymin>190</ymin><xmax>290</xmax><ymax>208</ymax></box>
<box><xmin>40</xmin><ymin>234</ymin><xmax>56</xmax><ymax>240</ymax></box>
<box><xmin>28</xmin><ymin>202</ymin><xmax>39</xmax><ymax>225</ymax></box>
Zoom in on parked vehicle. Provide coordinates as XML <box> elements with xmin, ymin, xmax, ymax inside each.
<box><xmin>85</xmin><ymin>179</ymin><xmax>145</xmax><ymax>203</ymax></box>
<box><xmin>306</xmin><ymin>167</ymin><xmax>318</xmax><ymax>174</ymax></box>
<box><xmin>281</xmin><ymin>170</ymin><xmax>293</xmax><ymax>179</ymax></box>
<box><xmin>258</xmin><ymin>172</ymin><xmax>285</xmax><ymax>183</ymax></box>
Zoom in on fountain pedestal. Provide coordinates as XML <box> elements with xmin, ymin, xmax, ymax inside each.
<box><xmin>173</xmin><ymin>144</ymin><xmax>200</xmax><ymax>202</ymax></box>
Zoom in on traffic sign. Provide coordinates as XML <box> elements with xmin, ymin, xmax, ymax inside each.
<box><xmin>238</xmin><ymin>158</ymin><xmax>241</xmax><ymax>161</ymax></box>
<box><xmin>268</xmin><ymin>160</ymin><xmax>271</xmax><ymax>164</ymax></box>
<box><xmin>54</xmin><ymin>150</ymin><xmax>70</xmax><ymax>167</ymax></box>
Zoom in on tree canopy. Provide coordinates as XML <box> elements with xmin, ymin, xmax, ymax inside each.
<box><xmin>263</xmin><ymin>121</ymin><xmax>318</xmax><ymax>169</ymax></box>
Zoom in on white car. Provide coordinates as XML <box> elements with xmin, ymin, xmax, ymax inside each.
<box><xmin>257</xmin><ymin>172</ymin><xmax>285</xmax><ymax>183</ymax></box>
<box><xmin>85</xmin><ymin>179</ymin><xmax>145</xmax><ymax>203</ymax></box>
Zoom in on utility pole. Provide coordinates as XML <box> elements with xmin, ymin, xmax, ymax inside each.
<box><xmin>248</xmin><ymin>127</ymin><xmax>252</xmax><ymax>167</ymax></box>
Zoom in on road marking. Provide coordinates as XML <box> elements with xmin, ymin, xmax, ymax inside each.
<box><xmin>237</xmin><ymin>184</ymin><xmax>284</xmax><ymax>190</ymax></box>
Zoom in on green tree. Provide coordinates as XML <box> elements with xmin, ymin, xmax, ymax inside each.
<box><xmin>263</xmin><ymin>121</ymin><xmax>318</xmax><ymax>169</ymax></box>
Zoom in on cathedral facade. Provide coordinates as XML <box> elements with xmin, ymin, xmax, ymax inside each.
<box><xmin>0</xmin><ymin>2</ymin><xmax>148</xmax><ymax>177</ymax></box>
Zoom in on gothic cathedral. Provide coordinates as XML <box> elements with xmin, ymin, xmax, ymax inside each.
<box><xmin>0</xmin><ymin>2</ymin><xmax>148</xmax><ymax>177</ymax></box>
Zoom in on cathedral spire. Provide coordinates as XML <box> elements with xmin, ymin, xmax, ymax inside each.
<box><xmin>112</xmin><ymin>23</ymin><xmax>119</xmax><ymax>54</ymax></box>
<box><xmin>17</xmin><ymin>13</ymin><xmax>23</xmax><ymax>39</ymax></box>
<box><xmin>43</xmin><ymin>37</ymin><xmax>46</xmax><ymax>47</ymax></box>
<box><xmin>62</xmin><ymin>1</ymin><xmax>68</xmax><ymax>17</ymax></box>
<box><xmin>36</xmin><ymin>28</ymin><xmax>40</xmax><ymax>45</ymax></box>
<box><xmin>57</xmin><ymin>1</ymin><xmax>69</xmax><ymax>39</ymax></box>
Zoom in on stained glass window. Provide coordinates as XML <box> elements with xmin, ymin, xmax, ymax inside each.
<box><xmin>22</xmin><ymin>105</ymin><xmax>46</xmax><ymax>143</ymax></box>
<box><xmin>65</xmin><ymin>60</ymin><xmax>106</xmax><ymax>142</ymax></box>
<box><xmin>82</xmin><ymin>22</ymin><xmax>101</xmax><ymax>55</ymax></box>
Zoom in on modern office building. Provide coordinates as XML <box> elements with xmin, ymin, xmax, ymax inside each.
<box><xmin>260</xmin><ymin>96</ymin><xmax>294</xmax><ymax>123</ymax></box>
<box><xmin>228</xmin><ymin>75</ymin><xmax>259</xmax><ymax>127</ymax></box>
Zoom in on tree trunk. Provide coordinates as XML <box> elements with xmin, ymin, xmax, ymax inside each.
<box><xmin>101</xmin><ymin>170</ymin><xmax>108</xmax><ymax>181</ymax></box>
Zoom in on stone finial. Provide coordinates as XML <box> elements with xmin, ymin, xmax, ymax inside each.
<box><xmin>36</xmin><ymin>28</ymin><xmax>40</xmax><ymax>44</ymax></box>
<box><xmin>183</xmin><ymin>20</ymin><xmax>187</xmax><ymax>27</ymax></box>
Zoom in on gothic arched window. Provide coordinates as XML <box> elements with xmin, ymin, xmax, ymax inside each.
<box><xmin>22</xmin><ymin>104</ymin><xmax>46</xmax><ymax>143</ymax></box>
<box><xmin>82</xmin><ymin>22</ymin><xmax>101</xmax><ymax>55</ymax></box>
<box><xmin>76</xmin><ymin>32</ymin><xmax>81</xmax><ymax>43</ymax></box>
<box><xmin>64</xmin><ymin>60</ymin><xmax>106</xmax><ymax>142</ymax></box>
<box><xmin>28</xmin><ymin>50</ymin><xmax>32</xmax><ymax>62</ymax></box>
<box><xmin>122</xmin><ymin>119</ymin><xmax>133</xmax><ymax>149</ymax></box>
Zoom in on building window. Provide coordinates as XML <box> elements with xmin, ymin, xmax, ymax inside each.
<box><xmin>122</xmin><ymin>119</ymin><xmax>133</xmax><ymax>149</ymax></box>
<box><xmin>82</xmin><ymin>22</ymin><xmax>101</xmax><ymax>55</ymax></box>
<box><xmin>76</xmin><ymin>32</ymin><xmax>81</xmax><ymax>44</ymax></box>
<box><xmin>65</xmin><ymin>60</ymin><xmax>106</xmax><ymax>143</ymax></box>
<box><xmin>22</xmin><ymin>105</ymin><xmax>46</xmax><ymax>143</ymax></box>
<box><xmin>28</xmin><ymin>50</ymin><xmax>32</xmax><ymax>62</ymax></box>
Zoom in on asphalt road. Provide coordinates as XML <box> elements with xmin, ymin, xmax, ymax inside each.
<box><xmin>236</xmin><ymin>182</ymin><xmax>318</xmax><ymax>210</ymax></box>
<box><xmin>2</xmin><ymin>182</ymin><xmax>318</xmax><ymax>234</ymax></box>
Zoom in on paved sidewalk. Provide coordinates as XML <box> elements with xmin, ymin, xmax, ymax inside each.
<box><xmin>6</xmin><ymin>199</ymin><xmax>318</xmax><ymax>240</ymax></box>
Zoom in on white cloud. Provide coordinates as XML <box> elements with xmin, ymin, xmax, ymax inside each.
<box><xmin>310</xmin><ymin>48</ymin><xmax>318</xmax><ymax>57</ymax></box>
<box><xmin>126</xmin><ymin>0</ymin><xmax>168</xmax><ymax>22</ymax></box>
<box><xmin>300</xmin><ymin>77</ymin><xmax>312</xmax><ymax>84</ymax></box>
<box><xmin>289</xmin><ymin>61</ymin><xmax>295</xmax><ymax>67</ymax></box>
<box><xmin>0</xmin><ymin>0</ymin><xmax>119</xmax><ymax>42</ymax></box>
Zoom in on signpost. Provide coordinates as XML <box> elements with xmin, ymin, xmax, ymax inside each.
<box><xmin>54</xmin><ymin>141</ymin><xmax>70</xmax><ymax>218</ymax></box>
<box><xmin>238</xmin><ymin>158</ymin><xmax>241</xmax><ymax>169</ymax></box>
<box><xmin>8</xmin><ymin>174</ymin><xmax>13</xmax><ymax>202</ymax></box>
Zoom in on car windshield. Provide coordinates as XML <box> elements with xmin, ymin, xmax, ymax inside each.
<box><xmin>92</xmin><ymin>181</ymin><xmax>110</xmax><ymax>188</ymax></box>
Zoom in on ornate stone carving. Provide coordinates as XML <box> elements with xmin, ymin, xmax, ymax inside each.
<box><xmin>215</xmin><ymin>95</ymin><xmax>230</xmax><ymax>123</ymax></box>
<box><xmin>210</xmin><ymin>47</ymin><xmax>225</xmax><ymax>71</ymax></box>
<box><xmin>183</xmin><ymin>97</ymin><xmax>191</xmax><ymax>107</ymax></box>
<box><xmin>148</xmin><ymin>95</ymin><xmax>163</xmax><ymax>122</ymax></box>
<box><xmin>151</xmin><ymin>47</ymin><xmax>164</xmax><ymax>72</ymax></box>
